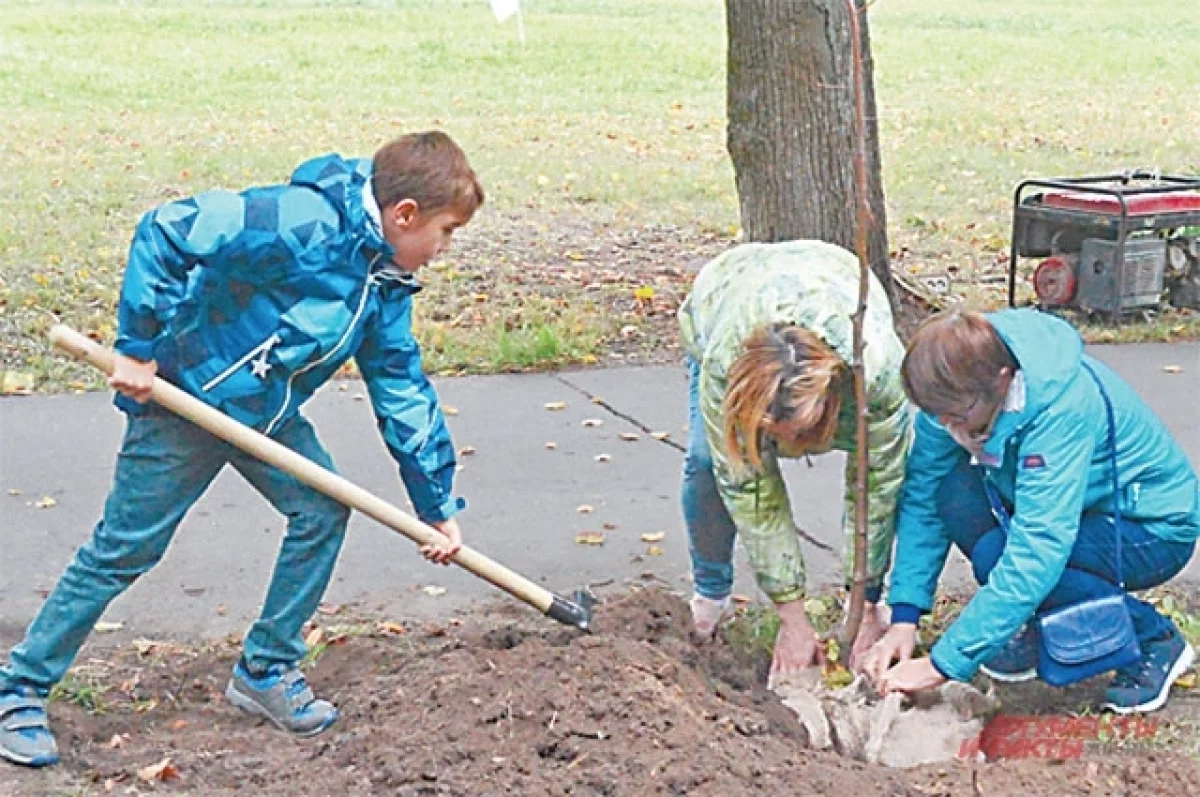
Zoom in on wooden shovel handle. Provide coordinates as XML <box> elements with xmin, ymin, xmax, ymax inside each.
<box><xmin>50</xmin><ymin>325</ymin><xmax>556</xmax><ymax>614</ymax></box>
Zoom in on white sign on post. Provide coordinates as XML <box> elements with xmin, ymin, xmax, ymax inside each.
<box><xmin>489</xmin><ymin>0</ymin><xmax>525</xmax><ymax>44</ymax></box>
<box><xmin>490</xmin><ymin>0</ymin><xmax>520</xmax><ymax>22</ymax></box>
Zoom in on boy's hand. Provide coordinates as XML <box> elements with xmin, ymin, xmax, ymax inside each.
<box><xmin>421</xmin><ymin>518</ymin><xmax>462</xmax><ymax>565</ymax></box>
<box><xmin>109</xmin><ymin>353</ymin><xmax>158</xmax><ymax>403</ymax></box>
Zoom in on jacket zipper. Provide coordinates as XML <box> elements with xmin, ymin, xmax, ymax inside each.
<box><xmin>263</xmin><ymin>267</ymin><xmax>380</xmax><ymax>435</ymax></box>
<box><xmin>202</xmin><ymin>334</ymin><xmax>283</xmax><ymax>392</ymax></box>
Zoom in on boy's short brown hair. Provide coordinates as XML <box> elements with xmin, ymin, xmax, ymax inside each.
<box><xmin>372</xmin><ymin>131</ymin><xmax>485</xmax><ymax>217</ymax></box>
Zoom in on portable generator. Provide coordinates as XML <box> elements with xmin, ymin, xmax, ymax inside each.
<box><xmin>1006</xmin><ymin>171</ymin><xmax>1200</xmax><ymax>318</ymax></box>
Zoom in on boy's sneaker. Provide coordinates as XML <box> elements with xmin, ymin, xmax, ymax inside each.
<box><xmin>1103</xmin><ymin>630</ymin><xmax>1196</xmax><ymax>715</ymax></box>
<box><xmin>690</xmin><ymin>594</ymin><xmax>731</xmax><ymax>640</ymax></box>
<box><xmin>980</xmin><ymin>625</ymin><xmax>1039</xmax><ymax>683</ymax></box>
<box><xmin>225</xmin><ymin>660</ymin><xmax>339</xmax><ymax>737</ymax></box>
<box><xmin>0</xmin><ymin>687</ymin><xmax>59</xmax><ymax>767</ymax></box>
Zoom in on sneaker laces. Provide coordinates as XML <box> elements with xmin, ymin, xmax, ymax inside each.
<box><xmin>1111</xmin><ymin>656</ymin><xmax>1158</xmax><ymax>690</ymax></box>
<box><xmin>280</xmin><ymin>669</ymin><xmax>316</xmax><ymax>710</ymax></box>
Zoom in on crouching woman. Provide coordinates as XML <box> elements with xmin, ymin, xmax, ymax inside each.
<box><xmin>865</xmin><ymin>309</ymin><xmax>1198</xmax><ymax>714</ymax></box>
<box><xmin>677</xmin><ymin>240</ymin><xmax>912</xmax><ymax>685</ymax></box>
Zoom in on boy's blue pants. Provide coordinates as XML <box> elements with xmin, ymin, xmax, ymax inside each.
<box><xmin>0</xmin><ymin>408</ymin><xmax>350</xmax><ymax>693</ymax></box>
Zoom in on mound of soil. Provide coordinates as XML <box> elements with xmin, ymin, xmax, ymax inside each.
<box><xmin>2</xmin><ymin>588</ymin><xmax>1196</xmax><ymax>796</ymax></box>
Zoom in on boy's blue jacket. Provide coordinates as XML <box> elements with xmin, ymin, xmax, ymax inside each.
<box><xmin>114</xmin><ymin>154</ymin><xmax>465</xmax><ymax>523</ymax></box>
<box><xmin>890</xmin><ymin>309</ymin><xmax>1200</xmax><ymax>681</ymax></box>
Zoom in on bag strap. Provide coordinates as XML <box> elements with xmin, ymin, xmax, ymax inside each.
<box><xmin>1080</xmin><ymin>360</ymin><xmax>1124</xmax><ymax>589</ymax></box>
<box><xmin>979</xmin><ymin>361</ymin><xmax>1123</xmax><ymax>587</ymax></box>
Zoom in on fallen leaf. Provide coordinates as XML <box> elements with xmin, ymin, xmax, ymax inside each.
<box><xmin>7</xmin><ymin>489</ymin><xmax>20</xmax><ymax>496</ymax></box>
<box><xmin>591</xmin><ymin>396</ymin><xmax>605</xmax><ymax>404</ymax></box>
<box><xmin>108</xmin><ymin>734</ymin><xmax>123</xmax><ymax>749</ymax></box>
<box><xmin>545</xmin><ymin>441</ymin><xmax>558</xmax><ymax>450</ymax></box>
<box><xmin>647</xmin><ymin>545</ymin><xmax>664</xmax><ymax>556</ymax></box>
<box><xmin>634</xmin><ymin>286</ymin><xmax>656</xmax><ymax>301</ymax></box>
<box><xmin>1175</xmin><ymin>671</ymin><xmax>1197</xmax><ymax>690</ymax></box>
<box><xmin>575</xmin><ymin>532</ymin><xmax>606</xmax><ymax>545</ymax></box>
<box><xmin>317</xmin><ymin>603</ymin><xmax>343</xmax><ymax>616</ymax></box>
<box><xmin>35</xmin><ymin>496</ymin><xmax>57</xmax><ymax>509</ymax></box>
<box><xmin>132</xmin><ymin>639</ymin><xmax>160</xmax><ymax>656</ymax></box>
<box><xmin>216</xmin><ymin>604</ymin><xmax>228</xmax><ymax>616</ymax></box>
<box><xmin>731</xmin><ymin>594</ymin><xmax>752</xmax><ymax>604</ymax></box>
<box><xmin>1163</xmin><ymin>365</ymin><xmax>1183</xmax><ymax>374</ymax></box>
<box><xmin>618</xmin><ymin>432</ymin><xmax>640</xmax><ymax>442</ymax></box>
<box><xmin>337</xmin><ymin>384</ymin><xmax>348</xmax><ymax>392</ymax></box>
<box><xmin>95</xmin><ymin>621</ymin><xmax>124</xmax><ymax>634</ymax></box>
<box><xmin>458</xmin><ymin>446</ymin><xmax>477</xmax><ymax>456</ymax></box>
<box><xmin>443</xmin><ymin>405</ymin><xmax>460</xmax><ymax>416</ymax></box>
<box><xmin>170</xmin><ymin>719</ymin><xmax>189</xmax><ymax>731</ymax></box>
<box><xmin>822</xmin><ymin>664</ymin><xmax>854</xmax><ymax>690</ymax></box>
<box><xmin>576</xmin><ymin>504</ymin><xmax>594</xmax><ymax>514</ymax></box>
<box><xmin>0</xmin><ymin>371</ymin><xmax>35</xmax><ymax>395</ymax></box>
<box><xmin>582</xmin><ymin>418</ymin><xmax>604</xmax><ymax>428</ymax></box>
<box><xmin>603</xmin><ymin>522</ymin><xmax>617</xmax><ymax>530</ymax></box>
<box><xmin>353</xmin><ymin>393</ymin><xmax>366</xmax><ymax>401</ymax></box>
<box><xmin>304</xmin><ymin>627</ymin><xmax>324</xmax><ymax>648</ymax></box>
<box><xmin>595</xmin><ymin>454</ymin><xmax>612</xmax><ymax>463</ymax></box>
<box><xmin>423</xmin><ymin>586</ymin><xmax>447</xmax><ymax>597</ymax></box>
<box><xmin>650</xmin><ymin>432</ymin><xmax>670</xmax><ymax>441</ymax></box>
<box><xmin>137</xmin><ymin>757</ymin><xmax>179</xmax><ymax>783</ymax></box>
<box><xmin>377</xmin><ymin>621</ymin><xmax>407</xmax><ymax>636</ymax></box>
<box><xmin>544</xmin><ymin>401</ymin><xmax>567</xmax><ymax>411</ymax></box>
<box><xmin>640</xmin><ymin>532</ymin><xmax>666</xmax><ymax>543</ymax></box>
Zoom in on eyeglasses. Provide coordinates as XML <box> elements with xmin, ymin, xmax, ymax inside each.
<box><xmin>939</xmin><ymin>394</ymin><xmax>984</xmax><ymax>426</ymax></box>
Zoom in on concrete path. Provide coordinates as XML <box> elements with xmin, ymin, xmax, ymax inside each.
<box><xmin>1</xmin><ymin>342</ymin><xmax>1196</xmax><ymax>645</ymax></box>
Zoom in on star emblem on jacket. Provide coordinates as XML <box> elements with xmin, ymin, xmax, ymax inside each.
<box><xmin>250</xmin><ymin>352</ymin><xmax>272</xmax><ymax>379</ymax></box>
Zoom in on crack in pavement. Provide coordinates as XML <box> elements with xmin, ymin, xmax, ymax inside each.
<box><xmin>552</xmin><ymin>373</ymin><xmax>687</xmax><ymax>453</ymax></box>
<box><xmin>551</xmin><ymin>373</ymin><xmax>834</xmax><ymax>554</ymax></box>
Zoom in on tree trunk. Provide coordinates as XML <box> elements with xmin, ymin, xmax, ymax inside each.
<box><xmin>726</xmin><ymin>0</ymin><xmax>892</xmax><ymax>296</ymax></box>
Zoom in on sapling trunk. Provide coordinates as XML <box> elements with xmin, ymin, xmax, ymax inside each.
<box><xmin>839</xmin><ymin>0</ymin><xmax>874</xmax><ymax>667</ymax></box>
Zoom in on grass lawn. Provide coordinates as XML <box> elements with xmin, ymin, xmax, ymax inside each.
<box><xmin>1</xmin><ymin>0</ymin><xmax>1197</xmax><ymax>391</ymax></box>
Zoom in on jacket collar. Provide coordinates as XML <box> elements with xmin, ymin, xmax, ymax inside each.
<box><xmin>978</xmin><ymin>370</ymin><xmax>1028</xmax><ymax>463</ymax></box>
<box><xmin>362</xmin><ymin>178</ymin><xmax>384</xmax><ymax>239</ymax></box>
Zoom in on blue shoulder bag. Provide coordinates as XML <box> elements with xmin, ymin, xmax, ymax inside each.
<box><xmin>984</xmin><ymin>361</ymin><xmax>1141</xmax><ymax>688</ymax></box>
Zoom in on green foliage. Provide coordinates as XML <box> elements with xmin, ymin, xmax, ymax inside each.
<box><xmin>48</xmin><ymin>672</ymin><xmax>108</xmax><ymax>714</ymax></box>
<box><xmin>3</xmin><ymin>1</ymin><xmax>1197</xmax><ymax>387</ymax></box>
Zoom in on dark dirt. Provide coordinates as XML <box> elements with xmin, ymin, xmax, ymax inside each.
<box><xmin>3</xmin><ymin>588</ymin><xmax>1198</xmax><ymax>797</ymax></box>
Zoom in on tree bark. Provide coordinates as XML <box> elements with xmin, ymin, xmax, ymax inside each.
<box><xmin>726</xmin><ymin>0</ymin><xmax>892</xmax><ymax>296</ymax></box>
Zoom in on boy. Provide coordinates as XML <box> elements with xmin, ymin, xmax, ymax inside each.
<box><xmin>0</xmin><ymin>131</ymin><xmax>484</xmax><ymax>767</ymax></box>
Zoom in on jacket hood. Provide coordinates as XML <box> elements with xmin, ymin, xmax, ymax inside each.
<box><xmin>289</xmin><ymin>154</ymin><xmax>390</xmax><ymax>255</ymax></box>
<box><xmin>980</xmin><ymin>308</ymin><xmax>1083</xmax><ymax>457</ymax></box>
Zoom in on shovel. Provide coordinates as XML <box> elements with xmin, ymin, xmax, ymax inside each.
<box><xmin>50</xmin><ymin>325</ymin><xmax>595</xmax><ymax>632</ymax></box>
